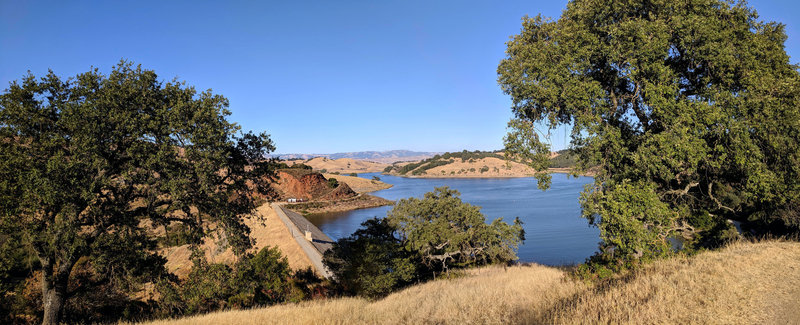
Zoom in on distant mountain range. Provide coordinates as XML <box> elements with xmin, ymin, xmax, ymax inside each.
<box><xmin>272</xmin><ymin>150</ymin><xmax>441</xmax><ymax>163</ymax></box>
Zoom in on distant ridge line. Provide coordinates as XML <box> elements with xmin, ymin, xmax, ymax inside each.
<box><xmin>272</xmin><ymin>150</ymin><xmax>442</xmax><ymax>162</ymax></box>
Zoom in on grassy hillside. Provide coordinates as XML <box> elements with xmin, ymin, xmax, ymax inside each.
<box><xmin>290</xmin><ymin>157</ymin><xmax>389</xmax><ymax>173</ymax></box>
<box><xmin>137</xmin><ymin>240</ymin><xmax>800</xmax><ymax>324</ymax></box>
<box><xmin>321</xmin><ymin>173</ymin><xmax>392</xmax><ymax>193</ymax></box>
<box><xmin>382</xmin><ymin>150</ymin><xmax>588</xmax><ymax>177</ymax></box>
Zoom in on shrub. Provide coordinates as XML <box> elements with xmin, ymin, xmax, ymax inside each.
<box><xmin>327</xmin><ymin>178</ymin><xmax>339</xmax><ymax>188</ymax></box>
<box><xmin>326</xmin><ymin>187</ymin><xmax>525</xmax><ymax>298</ymax></box>
<box><xmin>323</xmin><ymin>218</ymin><xmax>419</xmax><ymax>298</ymax></box>
<box><xmin>157</xmin><ymin>247</ymin><xmax>295</xmax><ymax>316</ymax></box>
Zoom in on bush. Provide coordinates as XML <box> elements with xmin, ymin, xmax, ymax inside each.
<box><xmin>292</xmin><ymin>163</ymin><xmax>313</xmax><ymax>170</ymax></box>
<box><xmin>323</xmin><ymin>218</ymin><xmax>419</xmax><ymax>298</ymax></box>
<box><xmin>327</xmin><ymin>178</ymin><xmax>339</xmax><ymax>188</ymax></box>
<box><xmin>349</xmin><ymin>173</ymin><xmax>358</xmax><ymax>177</ymax></box>
<box><xmin>157</xmin><ymin>246</ymin><xmax>296</xmax><ymax>316</ymax></box>
<box><xmin>326</xmin><ymin>187</ymin><xmax>525</xmax><ymax>298</ymax></box>
<box><xmin>389</xmin><ymin>187</ymin><xmax>524</xmax><ymax>273</ymax></box>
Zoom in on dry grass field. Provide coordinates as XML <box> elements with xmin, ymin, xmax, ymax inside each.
<box><xmin>322</xmin><ymin>173</ymin><xmax>392</xmax><ymax>193</ymax></box>
<box><xmin>139</xmin><ymin>240</ymin><xmax>800</xmax><ymax>325</ymax></box>
<box><xmin>388</xmin><ymin>156</ymin><xmax>594</xmax><ymax>178</ymax></box>
<box><xmin>160</xmin><ymin>204</ymin><xmax>314</xmax><ymax>278</ymax></box>
<box><xmin>290</xmin><ymin>157</ymin><xmax>389</xmax><ymax>173</ymax></box>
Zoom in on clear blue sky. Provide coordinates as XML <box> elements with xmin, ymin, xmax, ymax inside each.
<box><xmin>2</xmin><ymin>1</ymin><xmax>798</xmax><ymax>154</ymax></box>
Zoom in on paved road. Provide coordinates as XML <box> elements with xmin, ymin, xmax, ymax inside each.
<box><xmin>271</xmin><ymin>203</ymin><xmax>334</xmax><ymax>278</ymax></box>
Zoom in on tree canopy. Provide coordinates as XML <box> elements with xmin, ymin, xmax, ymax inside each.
<box><xmin>0</xmin><ymin>61</ymin><xmax>276</xmax><ymax>324</ymax></box>
<box><xmin>498</xmin><ymin>0</ymin><xmax>800</xmax><ymax>268</ymax></box>
<box><xmin>324</xmin><ymin>187</ymin><xmax>524</xmax><ymax>298</ymax></box>
<box><xmin>388</xmin><ymin>187</ymin><xmax>525</xmax><ymax>273</ymax></box>
<box><xmin>322</xmin><ymin>218</ymin><xmax>419</xmax><ymax>298</ymax></box>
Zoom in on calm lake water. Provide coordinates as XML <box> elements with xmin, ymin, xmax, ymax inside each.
<box><xmin>306</xmin><ymin>172</ymin><xmax>600</xmax><ymax>266</ymax></box>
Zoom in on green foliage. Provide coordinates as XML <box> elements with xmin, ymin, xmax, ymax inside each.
<box><xmin>480</xmin><ymin>166</ymin><xmax>490</xmax><ymax>173</ymax></box>
<box><xmin>382</xmin><ymin>166</ymin><xmax>395</xmax><ymax>173</ymax></box>
<box><xmin>372</xmin><ymin>175</ymin><xmax>381</xmax><ymax>181</ymax></box>
<box><xmin>396</xmin><ymin>151</ymin><xmax>505</xmax><ymax>175</ymax></box>
<box><xmin>498</xmin><ymin>0</ymin><xmax>800</xmax><ymax>269</ymax></box>
<box><xmin>157</xmin><ymin>246</ymin><xmax>296</xmax><ymax>316</ymax></box>
<box><xmin>327</xmin><ymin>178</ymin><xmax>339</xmax><ymax>188</ymax></box>
<box><xmin>295</xmin><ymin>163</ymin><xmax>313</xmax><ymax>170</ymax></box>
<box><xmin>410</xmin><ymin>159</ymin><xmax>450</xmax><ymax>175</ymax></box>
<box><xmin>549</xmin><ymin>150</ymin><xmax>579</xmax><ymax>169</ymax></box>
<box><xmin>325</xmin><ymin>187</ymin><xmax>524</xmax><ymax>298</ymax></box>
<box><xmin>0</xmin><ymin>61</ymin><xmax>277</xmax><ymax>324</ymax></box>
<box><xmin>580</xmin><ymin>180</ymin><xmax>673</xmax><ymax>264</ymax></box>
<box><xmin>275</xmin><ymin>162</ymin><xmax>312</xmax><ymax>170</ymax></box>
<box><xmin>323</xmin><ymin>218</ymin><xmax>419</xmax><ymax>298</ymax></box>
<box><xmin>388</xmin><ymin>187</ymin><xmax>525</xmax><ymax>273</ymax></box>
<box><xmin>349</xmin><ymin>173</ymin><xmax>358</xmax><ymax>177</ymax></box>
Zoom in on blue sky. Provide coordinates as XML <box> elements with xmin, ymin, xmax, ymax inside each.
<box><xmin>2</xmin><ymin>1</ymin><xmax>798</xmax><ymax>154</ymax></box>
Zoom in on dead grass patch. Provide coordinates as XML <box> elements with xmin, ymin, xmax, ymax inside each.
<box><xmin>137</xmin><ymin>240</ymin><xmax>800</xmax><ymax>325</ymax></box>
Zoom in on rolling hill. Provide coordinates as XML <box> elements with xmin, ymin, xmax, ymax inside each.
<box><xmin>136</xmin><ymin>240</ymin><xmax>800</xmax><ymax>324</ymax></box>
<box><xmin>275</xmin><ymin>150</ymin><xmax>440</xmax><ymax>163</ymax></box>
<box><xmin>382</xmin><ymin>150</ymin><xmax>587</xmax><ymax>178</ymax></box>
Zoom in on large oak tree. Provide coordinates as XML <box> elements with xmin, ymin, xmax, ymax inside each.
<box><xmin>0</xmin><ymin>62</ymin><xmax>276</xmax><ymax>324</ymax></box>
<box><xmin>499</xmin><ymin>0</ymin><xmax>799</xmax><ymax>267</ymax></box>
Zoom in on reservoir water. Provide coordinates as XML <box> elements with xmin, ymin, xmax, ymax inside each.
<box><xmin>306</xmin><ymin>172</ymin><xmax>601</xmax><ymax>266</ymax></box>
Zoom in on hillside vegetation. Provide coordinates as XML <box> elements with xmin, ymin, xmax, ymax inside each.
<box><xmin>382</xmin><ymin>150</ymin><xmax>582</xmax><ymax>177</ymax></box>
<box><xmin>288</xmin><ymin>157</ymin><xmax>389</xmax><ymax>173</ymax></box>
<box><xmin>137</xmin><ymin>240</ymin><xmax>800</xmax><ymax>325</ymax></box>
<box><xmin>278</xmin><ymin>150</ymin><xmax>439</xmax><ymax>164</ymax></box>
<box><xmin>321</xmin><ymin>173</ymin><xmax>392</xmax><ymax>193</ymax></box>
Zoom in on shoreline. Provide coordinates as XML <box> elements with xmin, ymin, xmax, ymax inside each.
<box><xmin>282</xmin><ymin>193</ymin><xmax>393</xmax><ymax>216</ymax></box>
<box><xmin>384</xmin><ymin>168</ymin><xmax>595</xmax><ymax>179</ymax></box>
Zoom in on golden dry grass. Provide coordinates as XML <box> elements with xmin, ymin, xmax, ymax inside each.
<box><xmin>138</xmin><ymin>240</ymin><xmax>800</xmax><ymax>325</ymax></box>
<box><xmin>322</xmin><ymin>173</ymin><xmax>392</xmax><ymax>193</ymax></box>
<box><xmin>294</xmin><ymin>157</ymin><xmax>389</xmax><ymax>173</ymax></box>
<box><xmin>160</xmin><ymin>204</ymin><xmax>313</xmax><ymax>278</ymax></box>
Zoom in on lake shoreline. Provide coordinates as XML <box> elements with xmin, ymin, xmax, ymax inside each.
<box><xmin>384</xmin><ymin>168</ymin><xmax>595</xmax><ymax>179</ymax></box>
<box><xmin>306</xmin><ymin>172</ymin><xmax>599</xmax><ymax>266</ymax></box>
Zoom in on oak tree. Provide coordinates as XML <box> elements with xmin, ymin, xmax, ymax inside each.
<box><xmin>0</xmin><ymin>61</ymin><xmax>276</xmax><ymax>324</ymax></box>
<box><xmin>499</xmin><ymin>0</ymin><xmax>800</xmax><ymax>267</ymax></box>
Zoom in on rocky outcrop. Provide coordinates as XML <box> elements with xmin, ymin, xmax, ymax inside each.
<box><xmin>273</xmin><ymin>169</ymin><xmax>357</xmax><ymax>201</ymax></box>
<box><xmin>319</xmin><ymin>182</ymin><xmax>357</xmax><ymax>200</ymax></box>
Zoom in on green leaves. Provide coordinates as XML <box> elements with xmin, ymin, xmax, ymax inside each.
<box><xmin>323</xmin><ymin>217</ymin><xmax>418</xmax><ymax>298</ymax></box>
<box><xmin>0</xmin><ymin>60</ymin><xmax>278</xmax><ymax>323</ymax></box>
<box><xmin>325</xmin><ymin>187</ymin><xmax>525</xmax><ymax>298</ymax></box>
<box><xmin>388</xmin><ymin>187</ymin><xmax>525</xmax><ymax>271</ymax></box>
<box><xmin>499</xmin><ymin>0</ymin><xmax>800</xmax><ymax>267</ymax></box>
<box><xmin>504</xmin><ymin>118</ymin><xmax>552</xmax><ymax>189</ymax></box>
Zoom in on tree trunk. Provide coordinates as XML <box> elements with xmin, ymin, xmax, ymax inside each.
<box><xmin>42</xmin><ymin>283</ymin><xmax>67</xmax><ymax>325</ymax></box>
<box><xmin>40</xmin><ymin>257</ymin><xmax>74</xmax><ymax>325</ymax></box>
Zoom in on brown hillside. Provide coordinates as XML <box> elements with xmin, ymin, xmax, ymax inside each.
<box><xmin>272</xmin><ymin>169</ymin><xmax>357</xmax><ymax>201</ymax></box>
<box><xmin>291</xmin><ymin>157</ymin><xmax>389</xmax><ymax>173</ymax></box>
<box><xmin>322</xmin><ymin>173</ymin><xmax>392</xmax><ymax>193</ymax></box>
<box><xmin>139</xmin><ymin>240</ymin><xmax>800</xmax><ymax>325</ymax></box>
<box><xmin>387</xmin><ymin>155</ymin><xmax>594</xmax><ymax>178</ymax></box>
<box><xmin>159</xmin><ymin>204</ymin><xmax>314</xmax><ymax>279</ymax></box>
<box><xmin>389</xmin><ymin>157</ymin><xmax>537</xmax><ymax>178</ymax></box>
